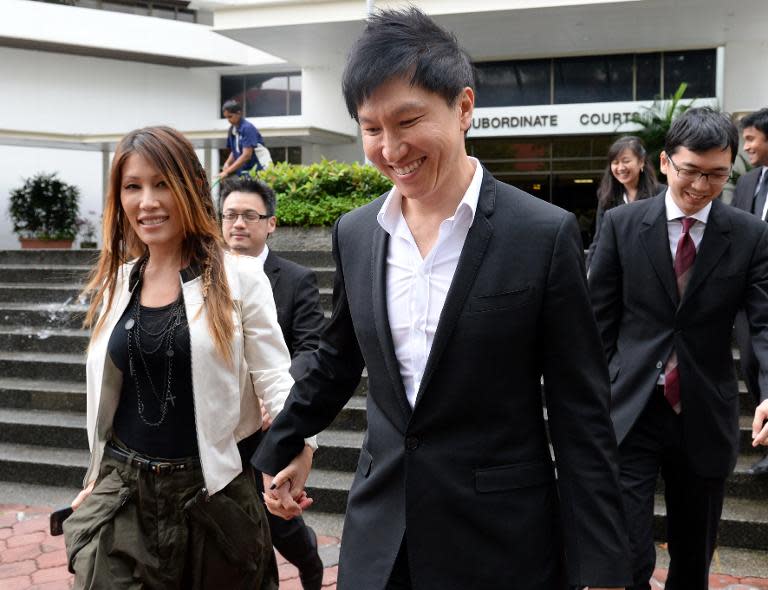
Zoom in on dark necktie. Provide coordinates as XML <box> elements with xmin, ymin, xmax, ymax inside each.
<box><xmin>755</xmin><ymin>170</ymin><xmax>768</xmax><ymax>222</ymax></box>
<box><xmin>663</xmin><ymin>217</ymin><xmax>697</xmax><ymax>413</ymax></box>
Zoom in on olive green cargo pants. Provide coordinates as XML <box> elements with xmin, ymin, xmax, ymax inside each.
<box><xmin>64</xmin><ymin>452</ymin><xmax>278</xmax><ymax>590</ymax></box>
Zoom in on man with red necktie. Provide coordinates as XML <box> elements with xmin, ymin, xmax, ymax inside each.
<box><xmin>590</xmin><ymin>107</ymin><xmax>768</xmax><ymax>590</ymax></box>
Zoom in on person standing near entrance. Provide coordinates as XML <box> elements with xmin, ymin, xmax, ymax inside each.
<box><xmin>252</xmin><ymin>7</ymin><xmax>630</xmax><ymax>590</ymax></box>
<box><xmin>732</xmin><ymin>107</ymin><xmax>768</xmax><ymax>475</ymax></box>
<box><xmin>220</xmin><ymin>100</ymin><xmax>269</xmax><ymax>178</ymax></box>
<box><xmin>585</xmin><ymin>136</ymin><xmax>661</xmax><ymax>269</ymax></box>
<box><xmin>220</xmin><ymin>176</ymin><xmax>325</xmax><ymax>590</ymax></box>
<box><xmin>589</xmin><ymin>107</ymin><xmax>768</xmax><ymax>590</ymax></box>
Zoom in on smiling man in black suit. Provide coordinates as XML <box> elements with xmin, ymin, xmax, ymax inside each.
<box><xmin>253</xmin><ymin>8</ymin><xmax>630</xmax><ymax>590</ymax></box>
<box><xmin>590</xmin><ymin>108</ymin><xmax>768</xmax><ymax>589</ymax></box>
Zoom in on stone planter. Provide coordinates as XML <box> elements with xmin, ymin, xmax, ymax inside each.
<box><xmin>19</xmin><ymin>238</ymin><xmax>74</xmax><ymax>249</ymax></box>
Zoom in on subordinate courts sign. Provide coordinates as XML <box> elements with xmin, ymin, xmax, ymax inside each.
<box><xmin>468</xmin><ymin>99</ymin><xmax>716</xmax><ymax>137</ymax></box>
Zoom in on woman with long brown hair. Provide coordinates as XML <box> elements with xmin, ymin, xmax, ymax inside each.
<box><xmin>585</xmin><ymin>135</ymin><xmax>663</xmax><ymax>269</ymax></box>
<box><xmin>63</xmin><ymin>126</ymin><xmax>314</xmax><ymax>589</ymax></box>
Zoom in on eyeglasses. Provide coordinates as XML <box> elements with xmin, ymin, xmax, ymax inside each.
<box><xmin>667</xmin><ymin>155</ymin><xmax>731</xmax><ymax>187</ymax></box>
<box><xmin>222</xmin><ymin>210</ymin><xmax>271</xmax><ymax>223</ymax></box>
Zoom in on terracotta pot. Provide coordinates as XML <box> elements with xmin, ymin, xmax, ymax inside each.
<box><xmin>19</xmin><ymin>238</ymin><xmax>74</xmax><ymax>249</ymax></box>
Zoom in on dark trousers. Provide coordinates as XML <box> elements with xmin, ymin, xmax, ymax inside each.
<box><xmin>386</xmin><ymin>538</ymin><xmax>412</xmax><ymax>590</ymax></box>
<box><xmin>618</xmin><ymin>388</ymin><xmax>725</xmax><ymax>590</ymax></box>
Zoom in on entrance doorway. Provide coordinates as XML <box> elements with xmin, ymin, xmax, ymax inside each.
<box><xmin>466</xmin><ymin>135</ymin><xmax>618</xmax><ymax>248</ymax></box>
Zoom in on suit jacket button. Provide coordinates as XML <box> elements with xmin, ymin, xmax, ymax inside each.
<box><xmin>656</xmin><ymin>361</ymin><xmax>663</xmax><ymax>369</ymax></box>
<box><xmin>405</xmin><ymin>436</ymin><xmax>420</xmax><ymax>451</ymax></box>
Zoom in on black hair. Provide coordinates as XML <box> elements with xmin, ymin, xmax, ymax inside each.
<box><xmin>597</xmin><ymin>136</ymin><xmax>660</xmax><ymax>210</ymax></box>
<box><xmin>341</xmin><ymin>7</ymin><xmax>474</xmax><ymax>120</ymax></box>
<box><xmin>741</xmin><ymin>108</ymin><xmax>768</xmax><ymax>137</ymax></box>
<box><xmin>664</xmin><ymin>107</ymin><xmax>739</xmax><ymax>163</ymax></box>
<box><xmin>222</xmin><ymin>100</ymin><xmax>243</xmax><ymax>114</ymax></box>
<box><xmin>220</xmin><ymin>176</ymin><xmax>276</xmax><ymax>217</ymax></box>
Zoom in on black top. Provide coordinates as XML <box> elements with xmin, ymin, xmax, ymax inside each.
<box><xmin>109</xmin><ymin>291</ymin><xmax>198</xmax><ymax>459</ymax></box>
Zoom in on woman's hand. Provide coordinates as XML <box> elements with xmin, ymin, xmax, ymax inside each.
<box><xmin>262</xmin><ymin>444</ymin><xmax>314</xmax><ymax>519</ymax></box>
<box><xmin>71</xmin><ymin>480</ymin><xmax>96</xmax><ymax>510</ymax></box>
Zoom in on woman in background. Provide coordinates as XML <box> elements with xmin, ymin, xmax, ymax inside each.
<box><xmin>585</xmin><ymin>135</ymin><xmax>662</xmax><ymax>269</ymax></box>
<box><xmin>63</xmin><ymin>126</ymin><xmax>314</xmax><ymax>589</ymax></box>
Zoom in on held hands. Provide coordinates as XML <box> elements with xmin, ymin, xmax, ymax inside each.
<box><xmin>753</xmin><ymin>400</ymin><xmax>768</xmax><ymax>446</ymax></box>
<box><xmin>71</xmin><ymin>479</ymin><xmax>96</xmax><ymax>510</ymax></box>
<box><xmin>262</xmin><ymin>444</ymin><xmax>314</xmax><ymax>520</ymax></box>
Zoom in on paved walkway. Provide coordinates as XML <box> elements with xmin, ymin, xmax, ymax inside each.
<box><xmin>1</xmin><ymin>504</ymin><xmax>766</xmax><ymax>589</ymax></box>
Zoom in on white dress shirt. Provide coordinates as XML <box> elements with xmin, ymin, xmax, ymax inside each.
<box><xmin>756</xmin><ymin>166</ymin><xmax>768</xmax><ymax>220</ymax></box>
<box><xmin>664</xmin><ymin>188</ymin><xmax>710</xmax><ymax>260</ymax></box>
<box><xmin>377</xmin><ymin>158</ymin><xmax>483</xmax><ymax>408</ymax></box>
<box><xmin>256</xmin><ymin>244</ymin><xmax>269</xmax><ymax>267</ymax></box>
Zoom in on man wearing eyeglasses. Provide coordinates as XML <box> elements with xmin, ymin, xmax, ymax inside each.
<box><xmin>221</xmin><ymin>176</ymin><xmax>326</xmax><ymax>590</ymax></box>
<box><xmin>732</xmin><ymin>107</ymin><xmax>768</xmax><ymax>476</ymax></box>
<box><xmin>589</xmin><ymin>107</ymin><xmax>768</xmax><ymax>590</ymax></box>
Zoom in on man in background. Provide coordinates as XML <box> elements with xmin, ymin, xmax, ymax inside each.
<box><xmin>221</xmin><ymin>176</ymin><xmax>326</xmax><ymax>590</ymax></box>
<box><xmin>590</xmin><ymin>107</ymin><xmax>768</xmax><ymax>589</ymax></box>
<box><xmin>732</xmin><ymin>107</ymin><xmax>768</xmax><ymax>475</ymax></box>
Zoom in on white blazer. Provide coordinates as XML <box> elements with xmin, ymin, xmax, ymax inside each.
<box><xmin>84</xmin><ymin>251</ymin><xmax>314</xmax><ymax>495</ymax></box>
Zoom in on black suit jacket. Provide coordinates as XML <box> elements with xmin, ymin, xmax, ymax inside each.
<box><xmin>589</xmin><ymin>193</ymin><xmax>768</xmax><ymax>477</ymax></box>
<box><xmin>263</xmin><ymin>250</ymin><xmax>325</xmax><ymax>380</ymax></box>
<box><xmin>254</xmin><ymin>168</ymin><xmax>630</xmax><ymax>589</ymax></box>
<box><xmin>732</xmin><ymin>167</ymin><xmax>763</xmax><ymax>214</ymax></box>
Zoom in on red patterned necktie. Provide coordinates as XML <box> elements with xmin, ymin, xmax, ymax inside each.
<box><xmin>664</xmin><ymin>217</ymin><xmax>697</xmax><ymax>413</ymax></box>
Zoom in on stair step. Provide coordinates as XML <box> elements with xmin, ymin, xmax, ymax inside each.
<box><xmin>0</xmin><ymin>441</ymin><xmax>88</xmax><ymax>489</ymax></box>
<box><xmin>0</xmin><ymin>283</ymin><xmax>86</xmax><ymax>304</ymax></box>
<box><xmin>0</xmin><ymin>351</ymin><xmax>85</xmax><ymax>382</ymax></box>
<box><xmin>315</xmin><ymin>429</ymin><xmax>365</xmax><ymax>471</ymax></box>
<box><xmin>0</xmin><ymin>302</ymin><xmax>87</xmax><ymax>329</ymax></box>
<box><xmin>0</xmin><ymin>408</ymin><xmax>87</xmax><ymax>449</ymax></box>
<box><xmin>0</xmin><ymin>326</ymin><xmax>89</xmax><ymax>354</ymax></box>
<box><xmin>0</xmin><ymin>264</ymin><xmax>92</xmax><ymax>284</ymax></box>
<box><xmin>654</xmin><ymin>494</ymin><xmax>768</xmax><ymax>551</ymax></box>
<box><xmin>0</xmin><ymin>250</ymin><xmax>99</xmax><ymax>266</ymax></box>
<box><xmin>0</xmin><ymin>377</ymin><xmax>86</xmax><ymax>412</ymax></box>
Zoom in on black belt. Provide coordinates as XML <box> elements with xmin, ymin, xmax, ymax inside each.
<box><xmin>105</xmin><ymin>441</ymin><xmax>200</xmax><ymax>475</ymax></box>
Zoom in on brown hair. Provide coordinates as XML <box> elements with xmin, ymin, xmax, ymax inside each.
<box><xmin>83</xmin><ymin>126</ymin><xmax>234</xmax><ymax>362</ymax></box>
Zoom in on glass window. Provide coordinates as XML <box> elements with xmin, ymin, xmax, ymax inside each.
<box><xmin>219</xmin><ymin>73</ymin><xmax>302</xmax><ymax>118</ymax></box>
<box><xmin>220</xmin><ymin>76</ymin><xmax>245</xmax><ymax>114</ymax></box>
<box><xmin>475</xmin><ymin>60</ymin><xmax>550</xmax><ymax>107</ymax></box>
<box><xmin>246</xmin><ymin>74</ymin><xmax>289</xmax><ymax>117</ymax></box>
<box><xmin>664</xmin><ymin>50</ymin><xmax>716</xmax><ymax>98</ymax></box>
<box><xmin>636</xmin><ymin>53</ymin><xmax>661</xmax><ymax>100</ymax></box>
<box><xmin>289</xmin><ymin>75</ymin><xmax>302</xmax><ymax>115</ymax></box>
<box><xmin>554</xmin><ymin>54</ymin><xmax>633</xmax><ymax>104</ymax></box>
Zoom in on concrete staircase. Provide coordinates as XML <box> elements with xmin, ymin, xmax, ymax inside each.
<box><xmin>0</xmin><ymin>248</ymin><xmax>766</xmax><ymax>563</ymax></box>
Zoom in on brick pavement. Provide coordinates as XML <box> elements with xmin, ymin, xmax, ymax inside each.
<box><xmin>1</xmin><ymin>504</ymin><xmax>766</xmax><ymax>589</ymax></box>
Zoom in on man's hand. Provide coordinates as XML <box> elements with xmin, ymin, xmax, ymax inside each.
<box><xmin>753</xmin><ymin>400</ymin><xmax>768</xmax><ymax>446</ymax></box>
<box><xmin>262</xmin><ymin>444</ymin><xmax>314</xmax><ymax>520</ymax></box>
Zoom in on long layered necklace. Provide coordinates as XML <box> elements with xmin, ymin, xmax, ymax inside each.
<box><xmin>125</xmin><ymin>259</ymin><xmax>187</xmax><ymax>427</ymax></box>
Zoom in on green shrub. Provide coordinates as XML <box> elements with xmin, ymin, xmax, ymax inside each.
<box><xmin>8</xmin><ymin>173</ymin><xmax>81</xmax><ymax>240</ymax></box>
<box><xmin>252</xmin><ymin>160</ymin><xmax>392</xmax><ymax>226</ymax></box>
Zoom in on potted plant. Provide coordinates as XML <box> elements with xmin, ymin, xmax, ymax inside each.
<box><xmin>8</xmin><ymin>172</ymin><xmax>80</xmax><ymax>249</ymax></box>
<box><xmin>76</xmin><ymin>214</ymin><xmax>98</xmax><ymax>249</ymax></box>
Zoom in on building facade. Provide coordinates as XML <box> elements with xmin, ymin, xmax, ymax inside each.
<box><xmin>1</xmin><ymin>0</ymin><xmax>766</xmax><ymax>248</ymax></box>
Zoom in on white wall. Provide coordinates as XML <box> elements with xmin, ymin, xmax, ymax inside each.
<box><xmin>0</xmin><ymin>147</ymin><xmax>103</xmax><ymax>250</ymax></box>
<box><xmin>0</xmin><ymin>47</ymin><xmax>220</xmax><ymax>135</ymax></box>
<box><xmin>723</xmin><ymin>40</ymin><xmax>768</xmax><ymax>114</ymax></box>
